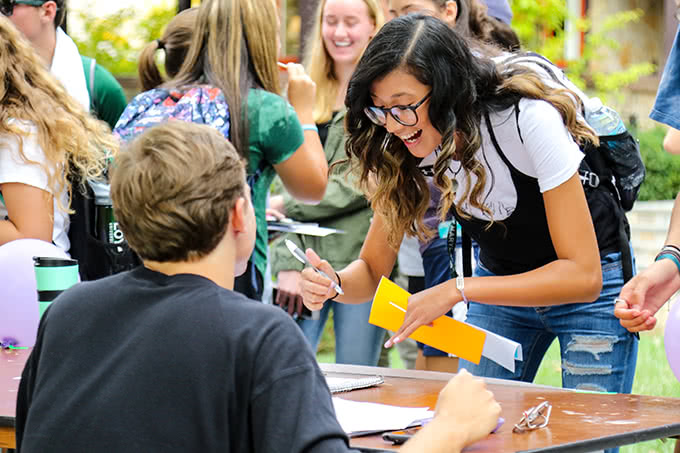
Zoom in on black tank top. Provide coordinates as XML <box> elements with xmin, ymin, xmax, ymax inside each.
<box><xmin>452</xmin><ymin>113</ymin><xmax>557</xmax><ymax>276</ymax></box>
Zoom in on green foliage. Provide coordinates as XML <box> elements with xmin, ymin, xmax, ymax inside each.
<box><xmin>637</xmin><ymin>126</ymin><xmax>680</xmax><ymax>201</ymax></box>
<box><xmin>71</xmin><ymin>3</ymin><xmax>176</xmax><ymax>76</ymax></box>
<box><xmin>509</xmin><ymin>2</ymin><xmax>655</xmax><ymax>102</ymax></box>
<box><xmin>71</xmin><ymin>7</ymin><xmax>137</xmax><ymax>75</ymax></box>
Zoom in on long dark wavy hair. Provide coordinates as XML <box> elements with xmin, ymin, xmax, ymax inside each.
<box><xmin>344</xmin><ymin>14</ymin><xmax>596</xmax><ymax>248</ymax></box>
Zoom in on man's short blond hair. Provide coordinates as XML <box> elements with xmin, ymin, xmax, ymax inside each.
<box><xmin>111</xmin><ymin>121</ymin><xmax>246</xmax><ymax>262</ymax></box>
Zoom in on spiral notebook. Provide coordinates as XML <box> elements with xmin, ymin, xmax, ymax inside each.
<box><xmin>325</xmin><ymin>375</ymin><xmax>384</xmax><ymax>394</ymax></box>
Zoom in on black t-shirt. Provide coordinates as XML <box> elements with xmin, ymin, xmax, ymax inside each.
<box><xmin>16</xmin><ymin>266</ymin><xmax>357</xmax><ymax>453</ymax></box>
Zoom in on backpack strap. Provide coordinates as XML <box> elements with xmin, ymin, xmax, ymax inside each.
<box><xmin>88</xmin><ymin>57</ymin><xmax>96</xmax><ymax>98</ymax></box>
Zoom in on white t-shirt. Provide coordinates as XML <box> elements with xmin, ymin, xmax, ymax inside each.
<box><xmin>419</xmin><ymin>98</ymin><xmax>583</xmax><ymax>221</ymax></box>
<box><xmin>51</xmin><ymin>27</ymin><xmax>89</xmax><ymax>112</ymax></box>
<box><xmin>0</xmin><ymin>123</ymin><xmax>70</xmax><ymax>252</ymax></box>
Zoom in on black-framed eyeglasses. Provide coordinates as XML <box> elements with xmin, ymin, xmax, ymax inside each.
<box><xmin>364</xmin><ymin>92</ymin><xmax>432</xmax><ymax>127</ymax></box>
<box><xmin>0</xmin><ymin>0</ymin><xmax>46</xmax><ymax>16</ymax></box>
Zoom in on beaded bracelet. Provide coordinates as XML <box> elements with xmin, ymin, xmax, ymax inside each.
<box><xmin>301</xmin><ymin>124</ymin><xmax>318</xmax><ymax>132</ymax></box>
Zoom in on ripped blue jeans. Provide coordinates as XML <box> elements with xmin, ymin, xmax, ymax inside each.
<box><xmin>460</xmin><ymin>251</ymin><xmax>638</xmax><ymax>394</ymax></box>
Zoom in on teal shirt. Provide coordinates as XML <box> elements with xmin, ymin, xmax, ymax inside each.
<box><xmin>247</xmin><ymin>89</ymin><xmax>304</xmax><ymax>278</ymax></box>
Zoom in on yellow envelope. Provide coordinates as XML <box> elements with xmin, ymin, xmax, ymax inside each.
<box><xmin>369</xmin><ymin>276</ymin><xmax>485</xmax><ymax>364</ymax></box>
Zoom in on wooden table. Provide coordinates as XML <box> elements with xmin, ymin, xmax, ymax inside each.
<box><xmin>2</xmin><ymin>350</ymin><xmax>679</xmax><ymax>452</ymax></box>
<box><xmin>321</xmin><ymin>363</ymin><xmax>680</xmax><ymax>453</ymax></box>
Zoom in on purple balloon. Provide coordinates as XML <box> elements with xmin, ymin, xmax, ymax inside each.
<box><xmin>0</xmin><ymin>239</ymin><xmax>70</xmax><ymax>348</ymax></box>
<box><xmin>665</xmin><ymin>296</ymin><xmax>680</xmax><ymax>382</ymax></box>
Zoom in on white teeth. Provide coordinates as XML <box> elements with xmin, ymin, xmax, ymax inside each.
<box><xmin>334</xmin><ymin>41</ymin><xmax>351</xmax><ymax>47</ymax></box>
<box><xmin>400</xmin><ymin>130</ymin><xmax>420</xmax><ymax>141</ymax></box>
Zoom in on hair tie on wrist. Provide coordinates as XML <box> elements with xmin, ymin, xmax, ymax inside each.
<box><xmin>301</xmin><ymin>124</ymin><xmax>318</xmax><ymax>132</ymax></box>
<box><xmin>327</xmin><ymin>272</ymin><xmax>342</xmax><ymax>302</ymax></box>
<box><xmin>156</xmin><ymin>39</ymin><xmax>165</xmax><ymax>50</ymax></box>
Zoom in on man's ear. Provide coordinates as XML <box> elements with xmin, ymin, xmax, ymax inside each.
<box><xmin>442</xmin><ymin>0</ymin><xmax>458</xmax><ymax>27</ymax></box>
<box><xmin>231</xmin><ymin>197</ymin><xmax>247</xmax><ymax>234</ymax></box>
<box><xmin>40</xmin><ymin>1</ymin><xmax>58</xmax><ymax>26</ymax></box>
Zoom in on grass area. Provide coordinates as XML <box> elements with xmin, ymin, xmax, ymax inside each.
<box><xmin>315</xmin><ymin>314</ymin><xmax>680</xmax><ymax>453</ymax></box>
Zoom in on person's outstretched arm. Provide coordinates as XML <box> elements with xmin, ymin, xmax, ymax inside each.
<box><xmin>663</xmin><ymin>127</ymin><xmax>680</xmax><ymax>155</ymax></box>
<box><xmin>401</xmin><ymin>369</ymin><xmax>502</xmax><ymax>453</ymax></box>
<box><xmin>615</xmin><ymin>192</ymin><xmax>680</xmax><ymax>331</ymax></box>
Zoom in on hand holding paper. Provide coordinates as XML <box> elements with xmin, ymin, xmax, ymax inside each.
<box><xmin>370</xmin><ymin>277</ymin><xmax>523</xmax><ymax>371</ymax></box>
<box><xmin>385</xmin><ymin>279</ymin><xmax>464</xmax><ymax>348</ymax></box>
<box><xmin>370</xmin><ymin>277</ymin><xmax>486</xmax><ymax>364</ymax></box>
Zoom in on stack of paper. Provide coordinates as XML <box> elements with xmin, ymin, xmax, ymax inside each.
<box><xmin>369</xmin><ymin>277</ymin><xmax>522</xmax><ymax>372</ymax></box>
<box><xmin>332</xmin><ymin>397</ymin><xmax>432</xmax><ymax>436</ymax></box>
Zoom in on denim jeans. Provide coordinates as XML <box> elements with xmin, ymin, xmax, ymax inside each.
<box><xmin>460</xmin><ymin>251</ymin><xmax>638</xmax><ymax>394</ymax></box>
<box><xmin>298</xmin><ymin>300</ymin><xmax>384</xmax><ymax>366</ymax></box>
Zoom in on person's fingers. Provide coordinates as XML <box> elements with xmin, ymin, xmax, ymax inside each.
<box><xmin>614</xmin><ymin>304</ymin><xmax>640</xmax><ymax>321</ymax></box>
<box><xmin>295</xmin><ymin>296</ymin><xmax>304</xmax><ymax>317</ymax></box>
<box><xmin>621</xmin><ymin>312</ymin><xmax>657</xmax><ymax>332</ymax></box>
<box><xmin>287</xmin><ymin>294</ymin><xmax>295</xmax><ymax>315</ymax></box>
<box><xmin>385</xmin><ymin>315</ymin><xmax>421</xmax><ymax>348</ymax></box>
<box><xmin>305</xmin><ymin>248</ymin><xmax>323</xmax><ymax>267</ymax></box>
<box><xmin>300</xmin><ymin>267</ymin><xmax>334</xmax><ymax>295</ymax></box>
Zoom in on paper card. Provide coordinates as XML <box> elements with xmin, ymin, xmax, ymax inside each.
<box><xmin>369</xmin><ymin>277</ymin><xmax>485</xmax><ymax>364</ymax></box>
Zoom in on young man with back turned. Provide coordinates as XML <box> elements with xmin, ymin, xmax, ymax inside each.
<box><xmin>16</xmin><ymin>121</ymin><xmax>500</xmax><ymax>453</ymax></box>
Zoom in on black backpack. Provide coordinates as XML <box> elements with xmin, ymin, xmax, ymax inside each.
<box><xmin>67</xmin><ymin>175</ymin><xmax>140</xmax><ymax>281</ymax></box>
<box><xmin>460</xmin><ymin>53</ymin><xmax>645</xmax><ymax>282</ymax></box>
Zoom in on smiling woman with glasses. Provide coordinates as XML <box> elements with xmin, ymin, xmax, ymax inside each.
<box><xmin>364</xmin><ymin>91</ymin><xmax>431</xmax><ymax>126</ymax></box>
<box><xmin>298</xmin><ymin>14</ymin><xmax>640</xmax><ymax>400</ymax></box>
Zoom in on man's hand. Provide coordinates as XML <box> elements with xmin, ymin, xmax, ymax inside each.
<box><xmin>275</xmin><ymin>270</ymin><xmax>304</xmax><ymax>317</ymax></box>
<box><xmin>400</xmin><ymin>369</ymin><xmax>502</xmax><ymax>453</ymax></box>
<box><xmin>435</xmin><ymin>369</ymin><xmax>501</xmax><ymax>446</ymax></box>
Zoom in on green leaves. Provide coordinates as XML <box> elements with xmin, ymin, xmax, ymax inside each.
<box><xmin>71</xmin><ymin>3</ymin><xmax>176</xmax><ymax>76</ymax></box>
<box><xmin>509</xmin><ymin>2</ymin><xmax>656</xmax><ymax>103</ymax></box>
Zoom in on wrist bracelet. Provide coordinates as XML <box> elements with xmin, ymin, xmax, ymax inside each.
<box><xmin>327</xmin><ymin>272</ymin><xmax>342</xmax><ymax>302</ymax></box>
<box><xmin>657</xmin><ymin>247</ymin><xmax>680</xmax><ymax>263</ymax></box>
<box><xmin>301</xmin><ymin>123</ymin><xmax>318</xmax><ymax>132</ymax></box>
<box><xmin>655</xmin><ymin>252</ymin><xmax>680</xmax><ymax>275</ymax></box>
<box><xmin>456</xmin><ymin>276</ymin><xmax>468</xmax><ymax>304</ymax></box>
<box><xmin>662</xmin><ymin>244</ymin><xmax>680</xmax><ymax>255</ymax></box>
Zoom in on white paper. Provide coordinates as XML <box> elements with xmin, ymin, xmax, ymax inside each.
<box><xmin>267</xmin><ymin>222</ymin><xmax>344</xmax><ymax>237</ymax></box>
<box><xmin>332</xmin><ymin>397</ymin><xmax>433</xmax><ymax>435</ymax></box>
<box><xmin>477</xmin><ymin>327</ymin><xmax>523</xmax><ymax>372</ymax></box>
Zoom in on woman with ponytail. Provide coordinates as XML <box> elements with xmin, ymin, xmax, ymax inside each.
<box><xmin>116</xmin><ymin>0</ymin><xmax>328</xmax><ymax>301</ymax></box>
<box><xmin>299</xmin><ymin>14</ymin><xmax>638</xmax><ymax>397</ymax></box>
<box><xmin>137</xmin><ymin>8</ymin><xmax>198</xmax><ymax>91</ymax></box>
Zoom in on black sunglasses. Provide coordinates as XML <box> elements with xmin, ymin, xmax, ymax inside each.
<box><xmin>364</xmin><ymin>92</ymin><xmax>432</xmax><ymax>127</ymax></box>
<box><xmin>0</xmin><ymin>0</ymin><xmax>47</xmax><ymax>16</ymax></box>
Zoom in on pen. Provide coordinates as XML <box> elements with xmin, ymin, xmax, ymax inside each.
<box><xmin>284</xmin><ymin>239</ymin><xmax>344</xmax><ymax>295</ymax></box>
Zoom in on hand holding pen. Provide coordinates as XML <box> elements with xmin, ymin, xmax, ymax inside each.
<box><xmin>291</xmin><ymin>242</ymin><xmax>344</xmax><ymax>311</ymax></box>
